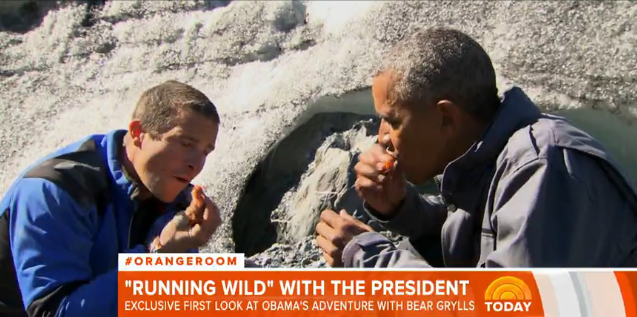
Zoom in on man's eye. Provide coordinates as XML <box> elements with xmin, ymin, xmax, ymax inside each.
<box><xmin>180</xmin><ymin>139</ymin><xmax>193</xmax><ymax>147</ymax></box>
<box><xmin>383</xmin><ymin>118</ymin><xmax>400</xmax><ymax>128</ymax></box>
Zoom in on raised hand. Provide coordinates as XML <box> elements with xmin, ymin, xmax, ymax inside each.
<box><xmin>151</xmin><ymin>185</ymin><xmax>222</xmax><ymax>253</ymax></box>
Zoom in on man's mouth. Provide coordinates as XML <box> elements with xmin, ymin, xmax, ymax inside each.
<box><xmin>175</xmin><ymin>176</ymin><xmax>189</xmax><ymax>184</ymax></box>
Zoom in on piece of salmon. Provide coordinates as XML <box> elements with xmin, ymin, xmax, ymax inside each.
<box><xmin>380</xmin><ymin>156</ymin><xmax>398</xmax><ymax>175</ymax></box>
<box><xmin>185</xmin><ymin>185</ymin><xmax>205</xmax><ymax>226</ymax></box>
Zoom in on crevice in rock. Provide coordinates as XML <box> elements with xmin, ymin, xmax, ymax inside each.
<box><xmin>0</xmin><ymin>1</ymin><xmax>56</xmax><ymax>33</ymax></box>
<box><xmin>0</xmin><ymin>0</ymin><xmax>233</xmax><ymax>33</ymax></box>
<box><xmin>0</xmin><ymin>0</ymin><xmax>105</xmax><ymax>33</ymax></box>
<box><xmin>80</xmin><ymin>0</ymin><xmax>108</xmax><ymax>28</ymax></box>
<box><xmin>231</xmin><ymin>89</ymin><xmax>383</xmax><ymax>257</ymax></box>
<box><xmin>272</xmin><ymin>0</ymin><xmax>306</xmax><ymax>33</ymax></box>
<box><xmin>231</xmin><ymin>111</ymin><xmax>377</xmax><ymax>257</ymax></box>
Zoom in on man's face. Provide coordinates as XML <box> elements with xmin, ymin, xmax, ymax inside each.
<box><xmin>372</xmin><ymin>73</ymin><xmax>450</xmax><ymax>184</ymax></box>
<box><xmin>132</xmin><ymin>110</ymin><xmax>218</xmax><ymax>202</ymax></box>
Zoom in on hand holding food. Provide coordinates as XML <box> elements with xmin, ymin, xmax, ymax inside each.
<box><xmin>152</xmin><ymin>185</ymin><xmax>222</xmax><ymax>252</ymax></box>
<box><xmin>353</xmin><ymin>140</ymin><xmax>406</xmax><ymax>215</ymax></box>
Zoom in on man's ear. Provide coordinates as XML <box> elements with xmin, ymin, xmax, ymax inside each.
<box><xmin>128</xmin><ymin>120</ymin><xmax>144</xmax><ymax>148</ymax></box>
<box><xmin>435</xmin><ymin>100</ymin><xmax>461</xmax><ymax>136</ymax></box>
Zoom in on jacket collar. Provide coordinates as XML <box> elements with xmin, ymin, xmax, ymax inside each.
<box><xmin>439</xmin><ymin>86</ymin><xmax>542</xmax><ymax>196</ymax></box>
<box><xmin>103</xmin><ymin>129</ymin><xmax>142</xmax><ymax>202</ymax></box>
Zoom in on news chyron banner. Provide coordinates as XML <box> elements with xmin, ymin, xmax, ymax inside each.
<box><xmin>118</xmin><ymin>254</ymin><xmax>637</xmax><ymax>317</ymax></box>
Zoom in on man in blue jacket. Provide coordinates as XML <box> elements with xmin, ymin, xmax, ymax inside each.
<box><xmin>0</xmin><ymin>80</ymin><xmax>222</xmax><ymax>317</ymax></box>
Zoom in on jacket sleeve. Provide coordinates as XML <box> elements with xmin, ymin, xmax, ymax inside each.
<box><xmin>9</xmin><ymin>178</ymin><xmax>146</xmax><ymax>317</ymax></box>
<box><xmin>363</xmin><ymin>184</ymin><xmax>448</xmax><ymax>238</ymax></box>
<box><xmin>342</xmin><ymin>232</ymin><xmax>432</xmax><ymax>268</ymax></box>
<box><xmin>483</xmin><ymin>154</ymin><xmax>625</xmax><ymax>267</ymax></box>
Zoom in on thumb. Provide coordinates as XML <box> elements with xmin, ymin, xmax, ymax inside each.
<box><xmin>339</xmin><ymin>209</ymin><xmax>361</xmax><ymax>225</ymax></box>
<box><xmin>202</xmin><ymin>196</ymin><xmax>219</xmax><ymax>219</ymax></box>
<box><xmin>386</xmin><ymin>157</ymin><xmax>403</xmax><ymax>181</ymax></box>
<box><xmin>339</xmin><ymin>209</ymin><xmax>353</xmax><ymax>219</ymax></box>
<box><xmin>340</xmin><ymin>209</ymin><xmax>373</xmax><ymax>232</ymax></box>
<box><xmin>381</xmin><ymin>134</ymin><xmax>391</xmax><ymax>145</ymax></box>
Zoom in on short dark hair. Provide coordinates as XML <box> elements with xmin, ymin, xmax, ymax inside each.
<box><xmin>132</xmin><ymin>80</ymin><xmax>220</xmax><ymax>138</ymax></box>
<box><xmin>381</xmin><ymin>28</ymin><xmax>500</xmax><ymax>122</ymax></box>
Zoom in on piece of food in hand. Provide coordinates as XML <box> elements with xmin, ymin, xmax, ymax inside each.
<box><xmin>380</xmin><ymin>156</ymin><xmax>398</xmax><ymax>175</ymax></box>
<box><xmin>185</xmin><ymin>185</ymin><xmax>206</xmax><ymax>226</ymax></box>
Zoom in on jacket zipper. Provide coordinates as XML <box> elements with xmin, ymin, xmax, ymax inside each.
<box><xmin>127</xmin><ymin>216</ymin><xmax>134</xmax><ymax>249</ymax></box>
<box><xmin>127</xmin><ymin>202</ymin><xmax>137</xmax><ymax>249</ymax></box>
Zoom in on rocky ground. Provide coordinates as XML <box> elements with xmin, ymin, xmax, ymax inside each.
<box><xmin>0</xmin><ymin>1</ymin><xmax>635</xmax><ymax>267</ymax></box>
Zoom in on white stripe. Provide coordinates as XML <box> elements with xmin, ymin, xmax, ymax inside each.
<box><xmin>570</xmin><ymin>272</ymin><xmax>593</xmax><ymax>317</ymax></box>
<box><xmin>118</xmin><ymin>253</ymin><xmax>245</xmax><ymax>271</ymax></box>
<box><xmin>549</xmin><ymin>271</ymin><xmax>583</xmax><ymax>317</ymax></box>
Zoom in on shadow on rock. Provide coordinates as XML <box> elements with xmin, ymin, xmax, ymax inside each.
<box><xmin>231</xmin><ymin>112</ymin><xmax>377</xmax><ymax>257</ymax></box>
<box><xmin>0</xmin><ymin>0</ymin><xmax>233</xmax><ymax>33</ymax></box>
<box><xmin>0</xmin><ymin>0</ymin><xmax>57</xmax><ymax>33</ymax></box>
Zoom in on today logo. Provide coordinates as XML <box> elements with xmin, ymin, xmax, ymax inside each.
<box><xmin>484</xmin><ymin>276</ymin><xmax>533</xmax><ymax>312</ymax></box>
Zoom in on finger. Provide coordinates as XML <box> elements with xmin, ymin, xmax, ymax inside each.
<box><xmin>321</xmin><ymin>250</ymin><xmax>337</xmax><ymax>267</ymax></box>
<box><xmin>315</xmin><ymin>235</ymin><xmax>340</xmax><ymax>258</ymax></box>
<box><xmin>380</xmin><ymin>134</ymin><xmax>391</xmax><ymax>146</ymax></box>
<box><xmin>339</xmin><ymin>209</ymin><xmax>359</xmax><ymax>221</ymax></box>
<box><xmin>376</xmin><ymin>156</ymin><xmax>397</xmax><ymax>174</ymax></box>
<box><xmin>326</xmin><ymin>250</ymin><xmax>343</xmax><ymax>267</ymax></box>
<box><xmin>202</xmin><ymin>196</ymin><xmax>220</xmax><ymax>222</ymax></box>
<box><xmin>354</xmin><ymin>161</ymin><xmax>382</xmax><ymax>181</ymax></box>
<box><xmin>189</xmin><ymin>227</ymin><xmax>211</xmax><ymax>246</ymax></box>
<box><xmin>354</xmin><ymin>176</ymin><xmax>383</xmax><ymax>194</ymax></box>
<box><xmin>315</xmin><ymin>221</ymin><xmax>337</xmax><ymax>241</ymax></box>
<box><xmin>369</xmin><ymin>143</ymin><xmax>396</xmax><ymax>163</ymax></box>
<box><xmin>338</xmin><ymin>209</ymin><xmax>368</xmax><ymax>231</ymax></box>
<box><xmin>340</xmin><ymin>210</ymin><xmax>374</xmax><ymax>232</ymax></box>
<box><xmin>358</xmin><ymin>148</ymin><xmax>379</xmax><ymax>166</ymax></box>
<box><xmin>184</xmin><ymin>200</ymin><xmax>198</xmax><ymax>218</ymax></box>
<box><xmin>187</xmin><ymin>224</ymin><xmax>207</xmax><ymax>246</ymax></box>
<box><xmin>358</xmin><ymin>143</ymin><xmax>391</xmax><ymax>165</ymax></box>
<box><xmin>319</xmin><ymin>209</ymin><xmax>342</xmax><ymax>228</ymax></box>
<box><xmin>195</xmin><ymin>196</ymin><xmax>220</xmax><ymax>237</ymax></box>
<box><xmin>188</xmin><ymin>212</ymin><xmax>216</xmax><ymax>246</ymax></box>
<box><xmin>385</xmin><ymin>161</ymin><xmax>404</xmax><ymax>182</ymax></box>
<box><xmin>315</xmin><ymin>221</ymin><xmax>344</xmax><ymax>248</ymax></box>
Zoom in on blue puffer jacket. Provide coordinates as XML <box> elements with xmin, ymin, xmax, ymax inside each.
<box><xmin>0</xmin><ymin>129</ymin><xmax>197</xmax><ymax>317</ymax></box>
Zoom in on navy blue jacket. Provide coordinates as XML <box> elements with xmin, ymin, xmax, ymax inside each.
<box><xmin>0</xmin><ymin>129</ymin><xmax>197</xmax><ymax>317</ymax></box>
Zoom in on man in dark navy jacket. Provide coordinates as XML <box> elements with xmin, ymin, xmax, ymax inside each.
<box><xmin>316</xmin><ymin>28</ymin><xmax>637</xmax><ymax>268</ymax></box>
<box><xmin>0</xmin><ymin>80</ymin><xmax>222</xmax><ymax>317</ymax></box>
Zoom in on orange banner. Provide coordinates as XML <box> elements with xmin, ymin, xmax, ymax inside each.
<box><xmin>615</xmin><ymin>271</ymin><xmax>637</xmax><ymax>317</ymax></box>
<box><xmin>118</xmin><ymin>270</ymin><xmax>544</xmax><ymax>317</ymax></box>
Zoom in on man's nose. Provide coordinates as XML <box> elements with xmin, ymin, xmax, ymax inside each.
<box><xmin>377</xmin><ymin>122</ymin><xmax>391</xmax><ymax>147</ymax></box>
<box><xmin>186</xmin><ymin>154</ymin><xmax>204</xmax><ymax>173</ymax></box>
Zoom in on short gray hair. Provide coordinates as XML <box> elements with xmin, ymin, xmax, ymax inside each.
<box><xmin>381</xmin><ymin>28</ymin><xmax>500</xmax><ymax>122</ymax></box>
